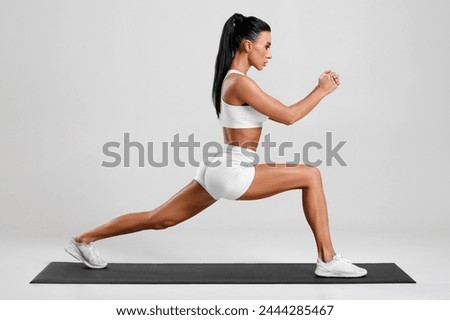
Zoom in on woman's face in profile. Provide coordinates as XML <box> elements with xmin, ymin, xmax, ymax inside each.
<box><xmin>248</xmin><ymin>31</ymin><xmax>272</xmax><ymax>70</ymax></box>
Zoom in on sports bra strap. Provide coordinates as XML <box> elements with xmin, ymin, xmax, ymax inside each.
<box><xmin>226</xmin><ymin>69</ymin><xmax>245</xmax><ymax>76</ymax></box>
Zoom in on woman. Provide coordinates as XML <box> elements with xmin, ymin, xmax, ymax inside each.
<box><xmin>65</xmin><ymin>13</ymin><xmax>367</xmax><ymax>278</ymax></box>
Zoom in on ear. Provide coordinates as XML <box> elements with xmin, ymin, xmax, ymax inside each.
<box><xmin>243</xmin><ymin>39</ymin><xmax>253</xmax><ymax>53</ymax></box>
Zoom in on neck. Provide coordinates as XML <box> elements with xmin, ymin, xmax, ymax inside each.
<box><xmin>230</xmin><ymin>53</ymin><xmax>251</xmax><ymax>75</ymax></box>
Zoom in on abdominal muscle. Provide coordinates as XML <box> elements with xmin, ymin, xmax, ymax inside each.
<box><xmin>222</xmin><ymin>127</ymin><xmax>262</xmax><ymax>152</ymax></box>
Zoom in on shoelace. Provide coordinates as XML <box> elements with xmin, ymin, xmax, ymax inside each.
<box><xmin>333</xmin><ymin>254</ymin><xmax>352</xmax><ymax>264</ymax></box>
<box><xmin>85</xmin><ymin>243</ymin><xmax>105</xmax><ymax>264</ymax></box>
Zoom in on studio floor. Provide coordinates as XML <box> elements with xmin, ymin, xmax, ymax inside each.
<box><xmin>1</xmin><ymin>228</ymin><xmax>449</xmax><ymax>300</ymax></box>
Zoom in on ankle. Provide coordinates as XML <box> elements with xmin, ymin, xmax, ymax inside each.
<box><xmin>75</xmin><ymin>236</ymin><xmax>92</xmax><ymax>244</ymax></box>
<box><xmin>318</xmin><ymin>249</ymin><xmax>336</xmax><ymax>263</ymax></box>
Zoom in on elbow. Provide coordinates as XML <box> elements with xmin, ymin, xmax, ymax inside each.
<box><xmin>285</xmin><ymin>112</ymin><xmax>306</xmax><ymax>126</ymax></box>
<box><xmin>281</xmin><ymin>108</ymin><xmax>300</xmax><ymax>126</ymax></box>
<box><xmin>283</xmin><ymin>113</ymin><xmax>296</xmax><ymax>126</ymax></box>
<box><xmin>271</xmin><ymin>115</ymin><xmax>293</xmax><ymax>126</ymax></box>
<box><xmin>272</xmin><ymin>106</ymin><xmax>299</xmax><ymax>125</ymax></box>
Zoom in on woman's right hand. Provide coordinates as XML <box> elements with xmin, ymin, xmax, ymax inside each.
<box><xmin>318</xmin><ymin>70</ymin><xmax>340</xmax><ymax>96</ymax></box>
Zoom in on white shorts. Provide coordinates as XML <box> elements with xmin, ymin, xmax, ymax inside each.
<box><xmin>194</xmin><ymin>144</ymin><xmax>258</xmax><ymax>200</ymax></box>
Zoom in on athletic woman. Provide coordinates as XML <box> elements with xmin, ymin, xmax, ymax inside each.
<box><xmin>65</xmin><ymin>13</ymin><xmax>367</xmax><ymax>278</ymax></box>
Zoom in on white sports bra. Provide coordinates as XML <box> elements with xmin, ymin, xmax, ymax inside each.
<box><xmin>219</xmin><ymin>69</ymin><xmax>269</xmax><ymax>128</ymax></box>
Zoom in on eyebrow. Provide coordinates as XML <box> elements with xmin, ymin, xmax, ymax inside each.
<box><xmin>266</xmin><ymin>42</ymin><xmax>271</xmax><ymax>46</ymax></box>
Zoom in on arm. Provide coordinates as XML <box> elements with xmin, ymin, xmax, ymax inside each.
<box><xmin>235</xmin><ymin>70</ymin><xmax>340</xmax><ymax>126</ymax></box>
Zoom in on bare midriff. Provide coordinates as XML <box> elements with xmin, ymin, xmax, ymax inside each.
<box><xmin>222</xmin><ymin>127</ymin><xmax>262</xmax><ymax>152</ymax></box>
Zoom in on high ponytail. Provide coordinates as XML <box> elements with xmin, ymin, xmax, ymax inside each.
<box><xmin>212</xmin><ymin>13</ymin><xmax>271</xmax><ymax>118</ymax></box>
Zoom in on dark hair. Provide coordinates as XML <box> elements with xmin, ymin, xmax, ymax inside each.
<box><xmin>212</xmin><ymin>13</ymin><xmax>271</xmax><ymax>118</ymax></box>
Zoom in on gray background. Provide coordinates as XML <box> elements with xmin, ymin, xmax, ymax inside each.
<box><xmin>1</xmin><ymin>0</ymin><xmax>449</xmax><ymax>299</ymax></box>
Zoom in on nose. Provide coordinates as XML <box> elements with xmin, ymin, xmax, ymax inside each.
<box><xmin>267</xmin><ymin>48</ymin><xmax>272</xmax><ymax>60</ymax></box>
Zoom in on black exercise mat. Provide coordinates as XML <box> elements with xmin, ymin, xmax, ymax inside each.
<box><xmin>31</xmin><ymin>262</ymin><xmax>415</xmax><ymax>284</ymax></box>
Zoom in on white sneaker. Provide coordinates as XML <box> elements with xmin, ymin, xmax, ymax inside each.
<box><xmin>315</xmin><ymin>254</ymin><xmax>367</xmax><ymax>278</ymax></box>
<box><xmin>64</xmin><ymin>238</ymin><xmax>108</xmax><ymax>269</ymax></box>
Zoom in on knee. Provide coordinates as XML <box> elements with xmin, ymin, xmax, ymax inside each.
<box><xmin>303</xmin><ymin>165</ymin><xmax>322</xmax><ymax>186</ymax></box>
<box><xmin>144</xmin><ymin>212</ymin><xmax>178</xmax><ymax>230</ymax></box>
<box><xmin>152</xmin><ymin>221</ymin><xmax>176</xmax><ymax>230</ymax></box>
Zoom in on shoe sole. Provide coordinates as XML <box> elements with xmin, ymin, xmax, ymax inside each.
<box><xmin>64</xmin><ymin>243</ymin><xmax>107</xmax><ymax>269</ymax></box>
<box><xmin>315</xmin><ymin>270</ymin><xmax>368</xmax><ymax>278</ymax></box>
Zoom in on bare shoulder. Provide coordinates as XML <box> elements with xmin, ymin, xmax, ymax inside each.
<box><xmin>223</xmin><ymin>74</ymin><xmax>259</xmax><ymax>101</ymax></box>
<box><xmin>235</xmin><ymin>74</ymin><xmax>257</xmax><ymax>85</ymax></box>
<box><xmin>233</xmin><ymin>74</ymin><xmax>261</xmax><ymax>94</ymax></box>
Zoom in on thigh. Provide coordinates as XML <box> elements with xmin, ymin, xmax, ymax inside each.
<box><xmin>153</xmin><ymin>179</ymin><xmax>218</xmax><ymax>224</ymax></box>
<box><xmin>237</xmin><ymin>163</ymin><xmax>318</xmax><ymax>200</ymax></box>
